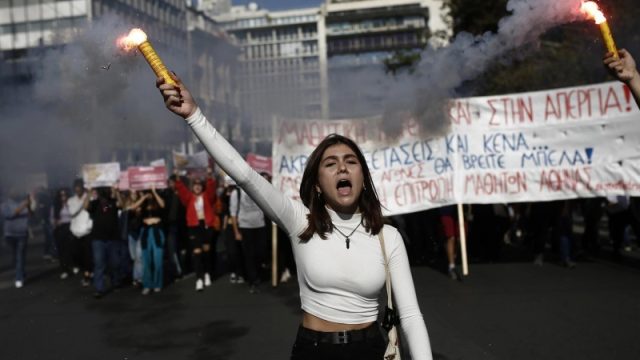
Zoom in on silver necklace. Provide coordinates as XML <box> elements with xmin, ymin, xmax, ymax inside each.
<box><xmin>333</xmin><ymin>220</ymin><xmax>362</xmax><ymax>249</ymax></box>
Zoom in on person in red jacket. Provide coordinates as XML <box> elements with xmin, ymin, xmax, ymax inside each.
<box><xmin>175</xmin><ymin>167</ymin><xmax>221</xmax><ymax>291</ymax></box>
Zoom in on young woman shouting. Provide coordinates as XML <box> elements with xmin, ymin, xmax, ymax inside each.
<box><xmin>157</xmin><ymin>75</ymin><xmax>432</xmax><ymax>359</ymax></box>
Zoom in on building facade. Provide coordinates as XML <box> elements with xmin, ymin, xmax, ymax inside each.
<box><xmin>214</xmin><ymin>3</ymin><xmax>328</xmax><ymax>153</ymax></box>
<box><xmin>210</xmin><ymin>0</ymin><xmax>446</xmax><ymax>150</ymax></box>
<box><xmin>324</xmin><ymin>0</ymin><xmax>435</xmax><ymax>118</ymax></box>
<box><xmin>0</xmin><ymin>0</ymin><xmax>237</xmax><ymax>169</ymax></box>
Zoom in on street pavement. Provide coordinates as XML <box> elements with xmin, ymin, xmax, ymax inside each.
<box><xmin>1</xmin><ymin>241</ymin><xmax>640</xmax><ymax>360</ymax></box>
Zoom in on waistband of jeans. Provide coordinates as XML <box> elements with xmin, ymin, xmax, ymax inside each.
<box><xmin>296</xmin><ymin>322</ymin><xmax>381</xmax><ymax>345</ymax></box>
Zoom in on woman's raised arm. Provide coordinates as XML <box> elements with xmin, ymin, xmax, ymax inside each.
<box><xmin>157</xmin><ymin>75</ymin><xmax>305</xmax><ymax>236</ymax></box>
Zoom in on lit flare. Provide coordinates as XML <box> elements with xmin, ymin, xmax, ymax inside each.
<box><xmin>581</xmin><ymin>1</ymin><xmax>618</xmax><ymax>58</ymax></box>
<box><xmin>118</xmin><ymin>28</ymin><xmax>177</xmax><ymax>86</ymax></box>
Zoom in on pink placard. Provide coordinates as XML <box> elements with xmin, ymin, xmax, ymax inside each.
<box><xmin>246</xmin><ymin>153</ymin><xmax>272</xmax><ymax>175</ymax></box>
<box><xmin>128</xmin><ymin>166</ymin><xmax>167</xmax><ymax>191</ymax></box>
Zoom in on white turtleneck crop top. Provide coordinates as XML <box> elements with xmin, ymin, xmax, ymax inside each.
<box><xmin>186</xmin><ymin>108</ymin><xmax>433</xmax><ymax>359</ymax></box>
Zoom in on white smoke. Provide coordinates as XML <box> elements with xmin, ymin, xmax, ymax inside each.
<box><xmin>381</xmin><ymin>0</ymin><xmax>587</xmax><ymax>135</ymax></box>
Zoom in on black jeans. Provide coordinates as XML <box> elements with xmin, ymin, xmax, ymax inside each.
<box><xmin>240</xmin><ymin>227</ymin><xmax>265</xmax><ymax>285</ymax></box>
<box><xmin>290</xmin><ymin>324</ymin><xmax>386</xmax><ymax>360</ymax></box>
<box><xmin>54</xmin><ymin>223</ymin><xmax>73</xmax><ymax>273</ymax></box>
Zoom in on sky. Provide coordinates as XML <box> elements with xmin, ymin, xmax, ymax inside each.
<box><xmin>234</xmin><ymin>0</ymin><xmax>323</xmax><ymax>11</ymax></box>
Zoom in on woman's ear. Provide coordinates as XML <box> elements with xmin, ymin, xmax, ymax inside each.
<box><xmin>315</xmin><ymin>185</ymin><xmax>321</xmax><ymax>194</ymax></box>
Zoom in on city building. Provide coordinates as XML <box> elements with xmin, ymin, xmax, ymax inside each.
<box><xmin>211</xmin><ymin>0</ymin><xmax>448</xmax><ymax>150</ymax></box>
<box><xmin>0</xmin><ymin>0</ymin><xmax>237</xmax><ymax>170</ymax></box>
<box><xmin>213</xmin><ymin>2</ymin><xmax>328</xmax><ymax>153</ymax></box>
<box><xmin>324</xmin><ymin>0</ymin><xmax>438</xmax><ymax>118</ymax></box>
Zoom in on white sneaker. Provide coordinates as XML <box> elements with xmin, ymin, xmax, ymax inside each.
<box><xmin>229</xmin><ymin>273</ymin><xmax>238</xmax><ymax>284</ymax></box>
<box><xmin>195</xmin><ymin>279</ymin><xmax>204</xmax><ymax>292</ymax></box>
<box><xmin>141</xmin><ymin>288</ymin><xmax>151</xmax><ymax>295</ymax></box>
<box><xmin>15</xmin><ymin>281</ymin><xmax>23</xmax><ymax>288</ymax></box>
<box><xmin>60</xmin><ymin>272</ymin><xmax>69</xmax><ymax>280</ymax></box>
<box><xmin>72</xmin><ymin>267</ymin><xmax>80</xmax><ymax>275</ymax></box>
<box><xmin>237</xmin><ymin>276</ymin><xmax>245</xmax><ymax>284</ymax></box>
<box><xmin>204</xmin><ymin>273</ymin><xmax>212</xmax><ymax>287</ymax></box>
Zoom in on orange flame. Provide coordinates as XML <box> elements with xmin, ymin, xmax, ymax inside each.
<box><xmin>117</xmin><ymin>28</ymin><xmax>148</xmax><ymax>51</ymax></box>
<box><xmin>581</xmin><ymin>1</ymin><xmax>606</xmax><ymax>24</ymax></box>
<box><xmin>117</xmin><ymin>28</ymin><xmax>177</xmax><ymax>86</ymax></box>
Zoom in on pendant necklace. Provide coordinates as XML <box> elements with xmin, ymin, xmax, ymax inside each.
<box><xmin>333</xmin><ymin>220</ymin><xmax>362</xmax><ymax>249</ymax></box>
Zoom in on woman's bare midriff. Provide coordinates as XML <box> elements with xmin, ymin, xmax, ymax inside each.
<box><xmin>302</xmin><ymin>311</ymin><xmax>374</xmax><ymax>332</ymax></box>
<box><xmin>143</xmin><ymin>218</ymin><xmax>162</xmax><ymax>226</ymax></box>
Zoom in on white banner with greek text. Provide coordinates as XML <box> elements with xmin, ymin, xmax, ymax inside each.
<box><xmin>272</xmin><ymin>81</ymin><xmax>640</xmax><ymax>215</ymax></box>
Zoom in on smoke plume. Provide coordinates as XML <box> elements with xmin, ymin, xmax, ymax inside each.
<box><xmin>383</xmin><ymin>0</ymin><xmax>587</xmax><ymax>136</ymax></box>
<box><xmin>0</xmin><ymin>13</ymin><xmax>189</xmax><ymax>192</ymax></box>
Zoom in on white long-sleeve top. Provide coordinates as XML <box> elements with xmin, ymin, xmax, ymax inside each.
<box><xmin>186</xmin><ymin>108</ymin><xmax>432</xmax><ymax>359</ymax></box>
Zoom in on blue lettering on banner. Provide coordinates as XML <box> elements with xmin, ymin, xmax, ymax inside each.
<box><xmin>434</xmin><ymin>157</ymin><xmax>454</xmax><ymax>175</ymax></box>
<box><xmin>445</xmin><ymin>134</ymin><xmax>469</xmax><ymax>154</ymax></box>
<box><xmin>483</xmin><ymin>132</ymin><xmax>529</xmax><ymax>154</ymax></box>
<box><xmin>365</xmin><ymin>140</ymin><xmax>435</xmax><ymax>170</ymax></box>
<box><xmin>279</xmin><ymin>155</ymin><xmax>308</xmax><ymax>174</ymax></box>
<box><xmin>521</xmin><ymin>149</ymin><xmax>588</xmax><ymax>167</ymax></box>
<box><xmin>462</xmin><ymin>154</ymin><xmax>505</xmax><ymax>170</ymax></box>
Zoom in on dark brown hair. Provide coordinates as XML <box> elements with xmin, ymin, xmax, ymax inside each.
<box><xmin>299</xmin><ymin>134</ymin><xmax>383</xmax><ymax>241</ymax></box>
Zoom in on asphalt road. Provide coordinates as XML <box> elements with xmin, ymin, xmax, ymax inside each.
<box><xmin>1</xmin><ymin>242</ymin><xmax>639</xmax><ymax>360</ymax></box>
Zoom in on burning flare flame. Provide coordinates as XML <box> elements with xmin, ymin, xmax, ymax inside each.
<box><xmin>118</xmin><ymin>28</ymin><xmax>148</xmax><ymax>51</ymax></box>
<box><xmin>581</xmin><ymin>1</ymin><xmax>606</xmax><ymax>24</ymax></box>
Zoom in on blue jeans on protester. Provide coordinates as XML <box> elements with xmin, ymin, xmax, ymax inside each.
<box><xmin>128</xmin><ymin>234</ymin><xmax>143</xmax><ymax>283</ymax></box>
<box><xmin>141</xmin><ymin>226</ymin><xmax>165</xmax><ymax>290</ymax></box>
<box><xmin>92</xmin><ymin>239</ymin><xmax>122</xmax><ymax>293</ymax></box>
<box><xmin>5</xmin><ymin>236</ymin><xmax>27</xmax><ymax>281</ymax></box>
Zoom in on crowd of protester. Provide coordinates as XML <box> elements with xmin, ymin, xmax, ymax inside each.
<box><xmin>2</xmin><ymin>166</ymin><xmax>640</xmax><ymax>295</ymax></box>
<box><xmin>397</xmin><ymin>198</ymin><xmax>640</xmax><ymax>280</ymax></box>
<box><xmin>0</xmin><ymin>168</ymin><xmax>278</xmax><ymax>298</ymax></box>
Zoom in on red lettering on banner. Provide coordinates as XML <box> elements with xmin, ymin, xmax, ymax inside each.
<box><xmin>464</xmin><ymin>171</ymin><xmax>527</xmax><ymax>195</ymax></box>
<box><xmin>577</xmin><ymin>89</ymin><xmax>594</xmax><ymax>117</ymax></box>
<box><xmin>449</xmin><ymin>100</ymin><xmax>472</xmax><ymax>125</ymax></box>
<box><xmin>545</xmin><ymin>88</ymin><xmax>603</xmax><ymax>122</ymax></box>
<box><xmin>488</xmin><ymin>97</ymin><xmax>533</xmax><ymax>126</ymax></box>
<box><xmin>602</xmin><ymin>86</ymin><xmax>623</xmax><ymax>114</ymax></box>
<box><xmin>379</xmin><ymin>165</ymin><xmax>427</xmax><ymax>184</ymax></box>
<box><xmin>559</xmin><ymin>91</ymin><xmax>578</xmax><ymax>119</ymax></box>
<box><xmin>544</xmin><ymin>95</ymin><xmax>560</xmax><ymax>121</ymax></box>
<box><xmin>405</xmin><ymin>118</ymin><xmax>420</xmax><ymax>136</ymax></box>
<box><xmin>278</xmin><ymin>121</ymin><xmax>370</xmax><ymax>146</ymax></box>
<box><xmin>393</xmin><ymin>177</ymin><xmax>454</xmax><ymax>206</ymax></box>
<box><xmin>277</xmin><ymin>122</ymin><xmax>299</xmax><ymax>145</ymax></box>
<box><xmin>539</xmin><ymin>167</ymin><xmax>592</xmax><ymax>192</ymax></box>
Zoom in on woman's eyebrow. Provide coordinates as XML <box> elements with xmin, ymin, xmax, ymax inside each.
<box><xmin>322</xmin><ymin>153</ymin><xmax>357</xmax><ymax>162</ymax></box>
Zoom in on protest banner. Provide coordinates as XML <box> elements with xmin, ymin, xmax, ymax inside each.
<box><xmin>82</xmin><ymin>163</ymin><xmax>120</xmax><ymax>188</ymax></box>
<box><xmin>118</xmin><ymin>169</ymin><xmax>130</xmax><ymax>190</ymax></box>
<box><xmin>150</xmin><ymin>158</ymin><xmax>166</xmax><ymax>167</ymax></box>
<box><xmin>172</xmin><ymin>150</ymin><xmax>209</xmax><ymax>169</ymax></box>
<box><xmin>247</xmin><ymin>153</ymin><xmax>273</xmax><ymax>175</ymax></box>
<box><xmin>173</xmin><ymin>150</ymin><xmax>211</xmax><ymax>178</ymax></box>
<box><xmin>128</xmin><ymin>166</ymin><xmax>167</xmax><ymax>190</ymax></box>
<box><xmin>272</xmin><ymin>81</ymin><xmax>640</xmax><ymax>216</ymax></box>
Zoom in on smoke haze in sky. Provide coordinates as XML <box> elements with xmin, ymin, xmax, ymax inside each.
<box><xmin>0</xmin><ymin>14</ymin><xmax>188</xmax><ymax>192</ymax></box>
<box><xmin>0</xmin><ymin>0</ymin><xmax>606</xmax><ymax>192</ymax></box>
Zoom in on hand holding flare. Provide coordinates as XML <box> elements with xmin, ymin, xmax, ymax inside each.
<box><xmin>118</xmin><ymin>28</ymin><xmax>177</xmax><ymax>86</ymax></box>
<box><xmin>581</xmin><ymin>1</ymin><xmax>618</xmax><ymax>59</ymax></box>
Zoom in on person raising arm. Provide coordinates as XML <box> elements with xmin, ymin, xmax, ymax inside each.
<box><xmin>604</xmin><ymin>49</ymin><xmax>640</xmax><ymax>107</ymax></box>
<box><xmin>157</xmin><ymin>75</ymin><xmax>433</xmax><ymax>359</ymax></box>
